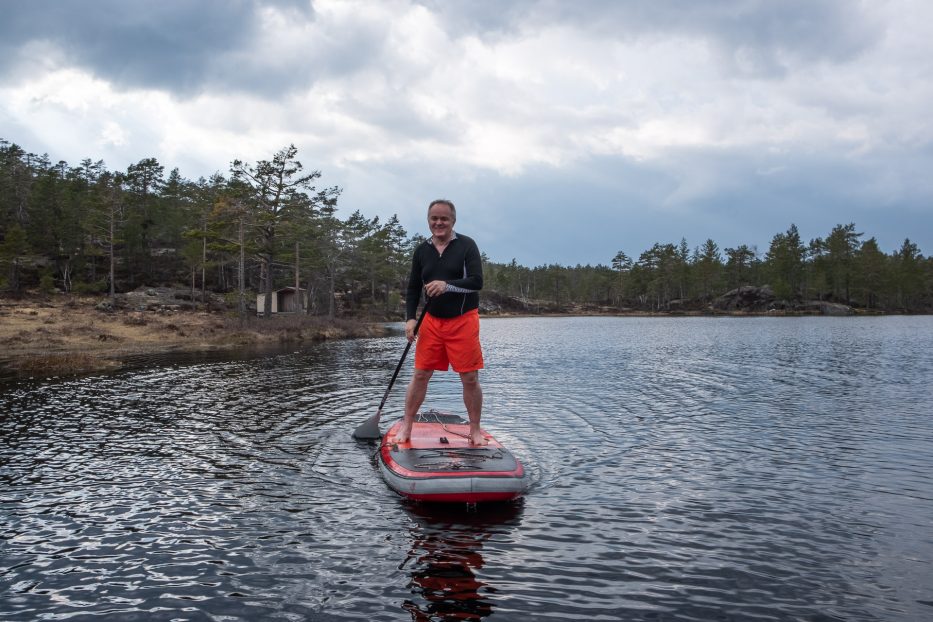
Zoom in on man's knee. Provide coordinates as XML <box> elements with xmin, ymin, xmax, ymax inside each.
<box><xmin>459</xmin><ymin>370</ymin><xmax>480</xmax><ymax>386</ymax></box>
<box><xmin>413</xmin><ymin>368</ymin><xmax>434</xmax><ymax>384</ymax></box>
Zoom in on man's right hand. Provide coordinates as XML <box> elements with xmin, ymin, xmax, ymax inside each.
<box><xmin>424</xmin><ymin>280</ymin><xmax>447</xmax><ymax>298</ymax></box>
<box><xmin>405</xmin><ymin>319</ymin><xmax>418</xmax><ymax>342</ymax></box>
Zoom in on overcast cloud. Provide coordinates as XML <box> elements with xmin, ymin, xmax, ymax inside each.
<box><xmin>2</xmin><ymin>0</ymin><xmax>931</xmax><ymax>265</ymax></box>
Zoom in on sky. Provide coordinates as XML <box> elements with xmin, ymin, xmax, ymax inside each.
<box><xmin>2</xmin><ymin>0</ymin><xmax>932</xmax><ymax>266</ymax></box>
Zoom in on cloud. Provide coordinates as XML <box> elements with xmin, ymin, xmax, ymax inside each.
<box><xmin>0</xmin><ymin>0</ymin><xmax>327</xmax><ymax>96</ymax></box>
<box><xmin>2</xmin><ymin>0</ymin><xmax>931</xmax><ymax>264</ymax></box>
<box><xmin>417</xmin><ymin>0</ymin><xmax>883</xmax><ymax>73</ymax></box>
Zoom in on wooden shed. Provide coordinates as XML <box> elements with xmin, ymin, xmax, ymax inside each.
<box><xmin>256</xmin><ymin>287</ymin><xmax>306</xmax><ymax>314</ymax></box>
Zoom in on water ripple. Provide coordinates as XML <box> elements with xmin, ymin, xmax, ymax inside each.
<box><xmin>2</xmin><ymin>317</ymin><xmax>933</xmax><ymax>620</ymax></box>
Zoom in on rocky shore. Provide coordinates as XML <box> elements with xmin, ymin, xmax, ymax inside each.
<box><xmin>0</xmin><ymin>288</ymin><xmax>386</xmax><ymax>378</ymax></box>
<box><xmin>710</xmin><ymin>286</ymin><xmax>856</xmax><ymax>316</ymax></box>
<box><xmin>1</xmin><ymin>285</ymin><xmax>878</xmax><ymax>379</ymax></box>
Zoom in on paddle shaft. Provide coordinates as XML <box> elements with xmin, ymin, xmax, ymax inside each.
<box><xmin>377</xmin><ymin>298</ymin><xmax>431</xmax><ymax>412</ymax></box>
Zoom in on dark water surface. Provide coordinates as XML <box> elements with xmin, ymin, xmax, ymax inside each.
<box><xmin>2</xmin><ymin>316</ymin><xmax>932</xmax><ymax>621</ymax></box>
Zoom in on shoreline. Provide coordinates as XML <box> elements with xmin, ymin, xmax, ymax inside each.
<box><xmin>0</xmin><ymin>293</ymin><xmax>913</xmax><ymax>379</ymax></box>
<box><xmin>0</xmin><ymin>294</ymin><xmax>387</xmax><ymax>378</ymax></box>
<box><xmin>481</xmin><ymin>308</ymin><xmax>894</xmax><ymax>319</ymax></box>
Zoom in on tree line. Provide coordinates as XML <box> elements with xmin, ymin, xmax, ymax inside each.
<box><xmin>484</xmin><ymin>224</ymin><xmax>931</xmax><ymax>312</ymax></box>
<box><xmin>2</xmin><ymin>137</ymin><xmax>931</xmax><ymax>316</ymax></box>
<box><xmin>0</xmin><ymin>139</ymin><xmax>413</xmax><ymax>318</ymax></box>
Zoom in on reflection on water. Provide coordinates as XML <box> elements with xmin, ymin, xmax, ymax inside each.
<box><xmin>402</xmin><ymin>503</ymin><xmax>522</xmax><ymax>621</ymax></box>
<box><xmin>2</xmin><ymin>316</ymin><xmax>933</xmax><ymax>621</ymax></box>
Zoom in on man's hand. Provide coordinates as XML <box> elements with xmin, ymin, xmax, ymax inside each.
<box><xmin>424</xmin><ymin>280</ymin><xmax>447</xmax><ymax>298</ymax></box>
<box><xmin>405</xmin><ymin>319</ymin><xmax>418</xmax><ymax>342</ymax></box>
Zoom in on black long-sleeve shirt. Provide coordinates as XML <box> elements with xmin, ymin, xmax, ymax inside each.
<box><xmin>406</xmin><ymin>233</ymin><xmax>483</xmax><ymax>319</ymax></box>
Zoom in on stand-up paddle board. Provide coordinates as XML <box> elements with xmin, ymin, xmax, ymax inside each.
<box><xmin>379</xmin><ymin>410</ymin><xmax>528</xmax><ymax>503</ymax></box>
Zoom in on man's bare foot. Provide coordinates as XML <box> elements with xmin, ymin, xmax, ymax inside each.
<box><xmin>468</xmin><ymin>429</ymin><xmax>488</xmax><ymax>446</ymax></box>
<box><xmin>395</xmin><ymin>422</ymin><xmax>413</xmax><ymax>444</ymax></box>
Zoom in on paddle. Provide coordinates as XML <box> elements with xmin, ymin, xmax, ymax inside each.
<box><xmin>352</xmin><ymin>297</ymin><xmax>431</xmax><ymax>439</ymax></box>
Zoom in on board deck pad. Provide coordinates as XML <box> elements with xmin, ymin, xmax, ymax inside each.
<box><xmin>390</xmin><ymin>446</ymin><xmax>519</xmax><ymax>473</ymax></box>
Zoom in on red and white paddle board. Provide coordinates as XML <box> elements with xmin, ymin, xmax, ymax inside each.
<box><xmin>379</xmin><ymin>411</ymin><xmax>528</xmax><ymax>503</ymax></box>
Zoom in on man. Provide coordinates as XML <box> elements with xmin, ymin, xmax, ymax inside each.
<box><xmin>396</xmin><ymin>199</ymin><xmax>486</xmax><ymax>445</ymax></box>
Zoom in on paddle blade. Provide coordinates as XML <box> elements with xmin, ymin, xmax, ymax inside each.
<box><xmin>352</xmin><ymin>410</ymin><xmax>382</xmax><ymax>439</ymax></box>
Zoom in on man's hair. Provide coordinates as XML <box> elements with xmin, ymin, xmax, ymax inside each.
<box><xmin>428</xmin><ymin>199</ymin><xmax>456</xmax><ymax>220</ymax></box>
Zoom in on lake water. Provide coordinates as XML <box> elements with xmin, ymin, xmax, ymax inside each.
<box><xmin>2</xmin><ymin>316</ymin><xmax>932</xmax><ymax>621</ymax></box>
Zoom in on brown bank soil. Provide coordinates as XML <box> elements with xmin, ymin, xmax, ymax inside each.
<box><xmin>0</xmin><ymin>293</ymin><xmax>387</xmax><ymax>378</ymax></box>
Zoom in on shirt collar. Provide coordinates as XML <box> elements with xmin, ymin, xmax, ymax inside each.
<box><xmin>430</xmin><ymin>231</ymin><xmax>457</xmax><ymax>245</ymax></box>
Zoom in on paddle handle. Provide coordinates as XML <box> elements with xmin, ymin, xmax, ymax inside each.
<box><xmin>377</xmin><ymin>297</ymin><xmax>431</xmax><ymax>412</ymax></box>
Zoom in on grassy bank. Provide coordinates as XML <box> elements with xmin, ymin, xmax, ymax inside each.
<box><xmin>0</xmin><ymin>293</ymin><xmax>387</xmax><ymax>378</ymax></box>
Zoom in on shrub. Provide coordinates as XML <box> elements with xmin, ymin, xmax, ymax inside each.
<box><xmin>39</xmin><ymin>273</ymin><xmax>56</xmax><ymax>294</ymax></box>
<box><xmin>73</xmin><ymin>280</ymin><xmax>108</xmax><ymax>294</ymax></box>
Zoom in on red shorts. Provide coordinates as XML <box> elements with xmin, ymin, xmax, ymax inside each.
<box><xmin>415</xmin><ymin>309</ymin><xmax>484</xmax><ymax>373</ymax></box>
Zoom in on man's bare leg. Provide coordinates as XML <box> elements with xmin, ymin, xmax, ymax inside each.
<box><xmin>397</xmin><ymin>368</ymin><xmax>433</xmax><ymax>443</ymax></box>
<box><xmin>460</xmin><ymin>370</ymin><xmax>486</xmax><ymax>445</ymax></box>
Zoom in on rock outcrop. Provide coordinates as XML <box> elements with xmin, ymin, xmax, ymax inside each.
<box><xmin>111</xmin><ymin>286</ymin><xmax>228</xmax><ymax>313</ymax></box>
<box><xmin>793</xmin><ymin>301</ymin><xmax>854</xmax><ymax>316</ymax></box>
<box><xmin>713</xmin><ymin>286</ymin><xmax>853</xmax><ymax>315</ymax></box>
<box><xmin>713</xmin><ymin>286</ymin><xmax>775</xmax><ymax>312</ymax></box>
<box><xmin>480</xmin><ymin>291</ymin><xmax>570</xmax><ymax>315</ymax></box>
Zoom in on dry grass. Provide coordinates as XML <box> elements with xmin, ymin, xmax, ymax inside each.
<box><xmin>0</xmin><ymin>294</ymin><xmax>386</xmax><ymax>376</ymax></box>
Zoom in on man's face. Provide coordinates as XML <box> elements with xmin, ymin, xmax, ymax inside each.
<box><xmin>428</xmin><ymin>204</ymin><xmax>455</xmax><ymax>239</ymax></box>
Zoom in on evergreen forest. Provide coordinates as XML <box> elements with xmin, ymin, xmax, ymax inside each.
<box><xmin>2</xmin><ymin>138</ymin><xmax>931</xmax><ymax>316</ymax></box>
